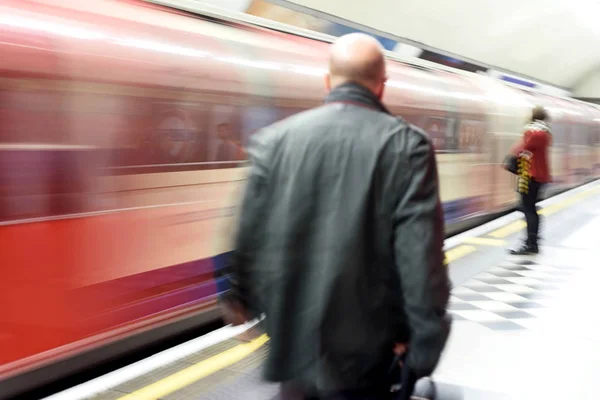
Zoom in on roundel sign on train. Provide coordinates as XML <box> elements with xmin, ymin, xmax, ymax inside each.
<box><xmin>153</xmin><ymin>109</ymin><xmax>198</xmax><ymax>164</ymax></box>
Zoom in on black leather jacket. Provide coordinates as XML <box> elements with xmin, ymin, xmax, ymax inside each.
<box><xmin>225</xmin><ymin>82</ymin><xmax>450</xmax><ymax>391</ymax></box>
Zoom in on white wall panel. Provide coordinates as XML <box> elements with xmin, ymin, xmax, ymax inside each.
<box><xmin>574</xmin><ymin>70</ymin><xmax>600</xmax><ymax>98</ymax></box>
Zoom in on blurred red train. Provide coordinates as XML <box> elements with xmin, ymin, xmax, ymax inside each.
<box><xmin>1</xmin><ymin>0</ymin><xmax>599</xmax><ymax>395</ymax></box>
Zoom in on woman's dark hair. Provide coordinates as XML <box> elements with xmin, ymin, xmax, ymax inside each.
<box><xmin>531</xmin><ymin>105</ymin><xmax>549</xmax><ymax>122</ymax></box>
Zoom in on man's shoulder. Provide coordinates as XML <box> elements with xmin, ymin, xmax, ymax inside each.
<box><xmin>294</xmin><ymin>104</ymin><xmax>428</xmax><ymax>139</ymax></box>
<box><xmin>275</xmin><ymin>103</ymin><xmax>408</xmax><ymax>128</ymax></box>
<box><xmin>384</xmin><ymin>118</ymin><xmax>434</xmax><ymax>153</ymax></box>
<box><xmin>251</xmin><ymin>105</ymin><xmax>350</xmax><ymax>145</ymax></box>
<box><xmin>253</xmin><ymin>105</ymin><xmax>431</xmax><ymax>149</ymax></box>
<box><xmin>254</xmin><ymin>106</ymin><xmax>326</xmax><ymax>138</ymax></box>
<box><xmin>273</xmin><ymin>104</ymin><xmax>346</xmax><ymax>130</ymax></box>
<box><xmin>398</xmin><ymin>121</ymin><xmax>431</xmax><ymax>142</ymax></box>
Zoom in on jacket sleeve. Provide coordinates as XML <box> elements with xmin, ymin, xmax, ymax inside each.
<box><xmin>219</xmin><ymin>131</ymin><xmax>271</xmax><ymax>315</ymax></box>
<box><xmin>384</xmin><ymin>129</ymin><xmax>451</xmax><ymax>378</ymax></box>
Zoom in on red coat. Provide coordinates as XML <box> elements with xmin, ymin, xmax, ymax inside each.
<box><xmin>511</xmin><ymin>121</ymin><xmax>552</xmax><ymax>183</ymax></box>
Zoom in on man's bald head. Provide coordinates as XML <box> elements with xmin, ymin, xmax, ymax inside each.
<box><xmin>326</xmin><ymin>33</ymin><xmax>387</xmax><ymax>98</ymax></box>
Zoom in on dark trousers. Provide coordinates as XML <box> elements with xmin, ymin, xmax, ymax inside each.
<box><xmin>520</xmin><ymin>180</ymin><xmax>543</xmax><ymax>246</ymax></box>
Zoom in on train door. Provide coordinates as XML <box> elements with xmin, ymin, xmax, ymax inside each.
<box><xmin>433</xmin><ymin>71</ymin><xmax>490</xmax><ymax>223</ymax></box>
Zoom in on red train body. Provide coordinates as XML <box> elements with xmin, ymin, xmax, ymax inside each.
<box><xmin>0</xmin><ymin>0</ymin><xmax>598</xmax><ymax>393</ymax></box>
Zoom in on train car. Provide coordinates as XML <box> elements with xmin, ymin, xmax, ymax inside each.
<box><xmin>0</xmin><ymin>0</ymin><xmax>599</xmax><ymax>395</ymax></box>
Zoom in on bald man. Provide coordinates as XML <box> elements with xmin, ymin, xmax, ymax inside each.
<box><xmin>221</xmin><ymin>33</ymin><xmax>450</xmax><ymax>399</ymax></box>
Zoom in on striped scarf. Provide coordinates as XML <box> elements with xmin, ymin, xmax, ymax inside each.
<box><xmin>517</xmin><ymin>152</ymin><xmax>532</xmax><ymax>194</ymax></box>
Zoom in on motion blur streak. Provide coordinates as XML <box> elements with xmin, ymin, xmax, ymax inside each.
<box><xmin>0</xmin><ymin>0</ymin><xmax>598</xmax><ymax>388</ymax></box>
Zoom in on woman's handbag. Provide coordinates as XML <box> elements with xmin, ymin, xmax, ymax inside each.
<box><xmin>503</xmin><ymin>154</ymin><xmax>518</xmax><ymax>175</ymax></box>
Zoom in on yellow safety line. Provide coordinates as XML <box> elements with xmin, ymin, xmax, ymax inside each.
<box><xmin>489</xmin><ymin>185</ymin><xmax>600</xmax><ymax>236</ymax></box>
<box><xmin>538</xmin><ymin>203</ymin><xmax>561</xmax><ymax>216</ymax></box>
<box><xmin>462</xmin><ymin>237</ymin><xmax>506</xmax><ymax>247</ymax></box>
<box><xmin>539</xmin><ymin>189</ymin><xmax>595</xmax><ymax>216</ymax></box>
<box><xmin>118</xmin><ymin>334</ymin><xmax>269</xmax><ymax>400</ymax></box>
<box><xmin>444</xmin><ymin>245</ymin><xmax>476</xmax><ymax>265</ymax></box>
<box><xmin>488</xmin><ymin>220</ymin><xmax>527</xmax><ymax>238</ymax></box>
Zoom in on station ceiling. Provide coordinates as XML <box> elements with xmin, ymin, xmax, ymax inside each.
<box><xmin>272</xmin><ymin>0</ymin><xmax>600</xmax><ymax>90</ymax></box>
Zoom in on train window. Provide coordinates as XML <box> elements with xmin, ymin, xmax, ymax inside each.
<box><xmin>105</xmin><ymin>99</ymin><xmax>252</xmax><ymax>173</ymax></box>
<box><xmin>110</xmin><ymin>100</ymin><xmax>212</xmax><ymax>170</ymax></box>
<box><xmin>446</xmin><ymin>119</ymin><xmax>459</xmax><ymax>151</ymax></box>
<box><xmin>588</xmin><ymin>125</ymin><xmax>596</xmax><ymax>146</ymax></box>
<box><xmin>573</xmin><ymin>125</ymin><xmax>583</xmax><ymax>146</ymax></box>
<box><xmin>458</xmin><ymin>119</ymin><xmax>484</xmax><ymax>153</ymax></box>
<box><xmin>206</xmin><ymin>104</ymin><xmax>244</xmax><ymax>166</ymax></box>
<box><xmin>0</xmin><ymin>90</ymin><xmax>67</xmax><ymax>144</ymax></box>
<box><xmin>424</xmin><ymin>116</ymin><xmax>458</xmax><ymax>152</ymax></box>
<box><xmin>570</xmin><ymin>124</ymin><xmax>588</xmax><ymax>146</ymax></box>
<box><xmin>570</xmin><ymin>124</ymin><xmax>579</xmax><ymax>145</ymax></box>
<box><xmin>583</xmin><ymin>125</ymin><xmax>591</xmax><ymax>146</ymax></box>
<box><xmin>240</xmin><ymin>105</ymin><xmax>281</xmax><ymax>145</ymax></box>
<box><xmin>550</xmin><ymin>122</ymin><xmax>566</xmax><ymax>145</ymax></box>
<box><xmin>278</xmin><ymin>107</ymin><xmax>307</xmax><ymax>121</ymax></box>
<box><xmin>398</xmin><ymin>111</ymin><xmax>423</xmax><ymax>128</ymax></box>
<box><xmin>0</xmin><ymin>86</ymin><xmax>99</xmax><ymax>221</ymax></box>
<box><xmin>0</xmin><ymin>147</ymin><xmax>92</xmax><ymax>221</ymax></box>
<box><xmin>92</xmin><ymin>98</ymin><xmax>303</xmax><ymax>174</ymax></box>
<box><xmin>424</xmin><ymin>116</ymin><xmax>446</xmax><ymax>151</ymax></box>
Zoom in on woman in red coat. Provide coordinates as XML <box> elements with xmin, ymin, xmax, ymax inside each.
<box><xmin>509</xmin><ymin>106</ymin><xmax>552</xmax><ymax>255</ymax></box>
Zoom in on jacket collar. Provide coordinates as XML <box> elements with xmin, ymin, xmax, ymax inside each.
<box><xmin>526</xmin><ymin>120</ymin><xmax>551</xmax><ymax>133</ymax></box>
<box><xmin>324</xmin><ymin>82</ymin><xmax>391</xmax><ymax>115</ymax></box>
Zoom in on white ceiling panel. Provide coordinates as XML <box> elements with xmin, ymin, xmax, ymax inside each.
<box><xmin>275</xmin><ymin>0</ymin><xmax>600</xmax><ymax>88</ymax></box>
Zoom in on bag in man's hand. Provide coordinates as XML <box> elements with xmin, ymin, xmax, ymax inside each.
<box><xmin>387</xmin><ymin>352</ymin><xmax>431</xmax><ymax>400</ymax></box>
<box><xmin>412</xmin><ymin>378</ymin><xmax>438</xmax><ymax>399</ymax></box>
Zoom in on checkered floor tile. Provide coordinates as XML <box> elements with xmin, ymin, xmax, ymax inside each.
<box><xmin>449</xmin><ymin>259</ymin><xmax>582</xmax><ymax>331</ymax></box>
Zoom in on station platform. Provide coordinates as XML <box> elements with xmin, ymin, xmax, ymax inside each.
<box><xmin>48</xmin><ymin>180</ymin><xmax>600</xmax><ymax>400</ymax></box>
